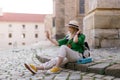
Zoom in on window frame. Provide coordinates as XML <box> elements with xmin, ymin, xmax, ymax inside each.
<box><xmin>35</xmin><ymin>33</ymin><xmax>38</xmax><ymax>38</ymax></box>
<box><xmin>8</xmin><ymin>33</ymin><xmax>12</xmax><ymax>38</ymax></box>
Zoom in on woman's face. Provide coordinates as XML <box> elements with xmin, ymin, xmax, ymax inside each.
<box><xmin>68</xmin><ymin>27</ymin><xmax>75</xmax><ymax>34</ymax></box>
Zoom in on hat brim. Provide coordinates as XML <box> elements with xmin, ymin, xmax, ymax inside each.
<box><xmin>65</xmin><ymin>24</ymin><xmax>79</xmax><ymax>30</ymax></box>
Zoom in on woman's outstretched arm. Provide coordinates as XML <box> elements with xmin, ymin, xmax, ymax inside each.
<box><xmin>45</xmin><ymin>31</ymin><xmax>59</xmax><ymax>46</ymax></box>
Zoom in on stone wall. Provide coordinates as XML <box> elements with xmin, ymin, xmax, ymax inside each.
<box><xmin>85</xmin><ymin>0</ymin><xmax>89</xmax><ymax>14</ymax></box>
<box><xmin>44</xmin><ymin>14</ymin><xmax>53</xmax><ymax>36</ymax></box>
<box><xmin>83</xmin><ymin>0</ymin><xmax>120</xmax><ymax>48</ymax></box>
<box><xmin>54</xmin><ymin>0</ymin><xmax>85</xmax><ymax>39</ymax></box>
<box><xmin>54</xmin><ymin>0</ymin><xmax>65</xmax><ymax>39</ymax></box>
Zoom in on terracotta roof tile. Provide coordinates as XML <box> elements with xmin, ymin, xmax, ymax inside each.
<box><xmin>0</xmin><ymin>13</ymin><xmax>46</xmax><ymax>22</ymax></box>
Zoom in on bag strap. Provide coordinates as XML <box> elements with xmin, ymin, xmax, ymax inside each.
<box><xmin>82</xmin><ymin>42</ymin><xmax>90</xmax><ymax>58</ymax></box>
<box><xmin>84</xmin><ymin>42</ymin><xmax>90</xmax><ymax>50</ymax></box>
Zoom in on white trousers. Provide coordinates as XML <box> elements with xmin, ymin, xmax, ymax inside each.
<box><xmin>41</xmin><ymin>45</ymin><xmax>82</xmax><ymax>69</ymax></box>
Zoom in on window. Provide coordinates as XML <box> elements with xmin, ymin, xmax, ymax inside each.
<box><xmin>22</xmin><ymin>25</ymin><xmax>25</xmax><ymax>29</ymax></box>
<box><xmin>21</xmin><ymin>33</ymin><xmax>25</xmax><ymax>38</ymax></box>
<box><xmin>35</xmin><ymin>34</ymin><xmax>38</xmax><ymax>38</ymax></box>
<box><xmin>53</xmin><ymin>17</ymin><xmax>55</xmax><ymax>27</ymax></box>
<box><xmin>8</xmin><ymin>42</ymin><xmax>12</xmax><ymax>45</ymax></box>
<box><xmin>8</xmin><ymin>24</ymin><xmax>12</xmax><ymax>27</ymax></box>
<box><xmin>79</xmin><ymin>0</ymin><xmax>85</xmax><ymax>14</ymax></box>
<box><xmin>8</xmin><ymin>33</ymin><xmax>12</xmax><ymax>38</ymax></box>
<box><xmin>35</xmin><ymin>25</ymin><xmax>38</xmax><ymax>29</ymax></box>
<box><xmin>22</xmin><ymin>42</ymin><xmax>25</xmax><ymax>45</ymax></box>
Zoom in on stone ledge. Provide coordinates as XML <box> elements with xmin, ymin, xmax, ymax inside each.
<box><xmin>74</xmin><ymin>62</ymin><xmax>97</xmax><ymax>72</ymax></box>
<box><xmin>64</xmin><ymin>62</ymin><xmax>120</xmax><ymax>78</ymax></box>
<box><xmin>87</xmin><ymin>62</ymin><xmax>111</xmax><ymax>75</ymax></box>
<box><xmin>105</xmin><ymin>64</ymin><xmax>120</xmax><ymax>78</ymax></box>
<box><xmin>64</xmin><ymin>62</ymin><xmax>75</xmax><ymax>70</ymax></box>
<box><xmin>88</xmin><ymin>0</ymin><xmax>120</xmax><ymax>13</ymax></box>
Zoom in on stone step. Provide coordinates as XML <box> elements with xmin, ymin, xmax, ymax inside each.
<box><xmin>74</xmin><ymin>62</ymin><xmax>97</xmax><ymax>72</ymax></box>
<box><xmin>87</xmin><ymin>62</ymin><xmax>111</xmax><ymax>75</ymax></box>
<box><xmin>105</xmin><ymin>64</ymin><xmax>120</xmax><ymax>78</ymax></box>
<box><xmin>64</xmin><ymin>62</ymin><xmax>75</xmax><ymax>70</ymax></box>
<box><xmin>64</xmin><ymin>62</ymin><xmax>120</xmax><ymax>78</ymax></box>
<box><xmin>64</xmin><ymin>62</ymin><xmax>98</xmax><ymax>71</ymax></box>
<box><xmin>34</xmin><ymin>52</ymin><xmax>120</xmax><ymax>78</ymax></box>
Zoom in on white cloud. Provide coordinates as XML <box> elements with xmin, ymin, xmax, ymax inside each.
<box><xmin>0</xmin><ymin>0</ymin><xmax>53</xmax><ymax>14</ymax></box>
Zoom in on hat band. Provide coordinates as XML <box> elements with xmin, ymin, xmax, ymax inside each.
<box><xmin>69</xmin><ymin>24</ymin><xmax>79</xmax><ymax>28</ymax></box>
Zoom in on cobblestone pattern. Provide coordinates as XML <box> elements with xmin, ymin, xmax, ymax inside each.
<box><xmin>0</xmin><ymin>45</ymin><xmax>120</xmax><ymax>79</ymax></box>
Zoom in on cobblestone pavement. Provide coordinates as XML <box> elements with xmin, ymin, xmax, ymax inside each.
<box><xmin>0</xmin><ymin>42</ymin><xmax>120</xmax><ymax>80</ymax></box>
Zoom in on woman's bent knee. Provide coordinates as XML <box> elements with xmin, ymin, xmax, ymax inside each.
<box><xmin>60</xmin><ymin>45</ymin><xmax>68</xmax><ymax>49</ymax></box>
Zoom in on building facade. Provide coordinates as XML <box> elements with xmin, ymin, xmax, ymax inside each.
<box><xmin>84</xmin><ymin>0</ymin><xmax>120</xmax><ymax>48</ymax></box>
<box><xmin>0</xmin><ymin>12</ymin><xmax>46</xmax><ymax>50</ymax></box>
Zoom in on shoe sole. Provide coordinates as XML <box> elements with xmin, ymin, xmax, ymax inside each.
<box><xmin>24</xmin><ymin>63</ymin><xmax>36</xmax><ymax>74</ymax></box>
<box><xmin>47</xmin><ymin>69</ymin><xmax>61</xmax><ymax>74</ymax></box>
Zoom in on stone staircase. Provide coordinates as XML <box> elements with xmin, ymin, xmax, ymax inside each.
<box><xmin>64</xmin><ymin>61</ymin><xmax>120</xmax><ymax>78</ymax></box>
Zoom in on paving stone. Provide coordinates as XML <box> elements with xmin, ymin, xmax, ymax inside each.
<box><xmin>69</xmin><ymin>72</ymin><xmax>81</xmax><ymax>80</ymax></box>
<box><xmin>74</xmin><ymin>62</ymin><xmax>97</xmax><ymax>72</ymax></box>
<box><xmin>113</xmin><ymin>78</ymin><xmax>120</xmax><ymax>80</ymax></box>
<box><xmin>8</xmin><ymin>76</ymin><xmax>20</xmax><ymax>80</ymax></box>
<box><xmin>85</xmin><ymin>73</ymin><xmax>95</xmax><ymax>77</ymax></box>
<box><xmin>103</xmin><ymin>76</ymin><xmax>114</xmax><ymax>80</ymax></box>
<box><xmin>71</xmin><ymin>71</ymin><xmax>81</xmax><ymax>74</ymax></box>
<box><xmin>0</xmin><ymin>75</ymin><xmax>10</xmax><ymax>79</ymax></box>
<box><xmin>94</xmin><ymin>74</ymin><xmax>104</xmax><ymax>79</ymax></box>
<box><xmin>105</xmin><ymin>64</ymin><xmax>120</xmax><ymax>78</ymax></box>
<box><xmin>95</xmin><ymin>78</ymin><xmax>103</xmax><ymax>80</ymax></box>
<box><xmin>80</xmin><ymin>72</ymin><xmax>87</xmax><ymax>76</ymax></box>
<box><xmin>82</xmin><ymin>76</ymin><xmax>94</xmax><ymax>80</ymax></box>
<box><xmin>17</xmin><ymin>78</ymin><xmax>28</xmax><ymax>80</ymax></box>
<box><xmin>32</xmin><ymin>76</ymin><xmax>43</xmax><ymax>80</ymax></box>
<box><xmin>88</xmin><ymin>63</ymin><xmax>111</xmax><ymax>74</ymax></box>
<box><xmin>44</xmin><ymin>74</ymin><xmax>55</xmax><ymax>80</ymax></box>
<box><xmin>54</xmin><ymin>72</ymin><xmax>69</xmax><ymax>80</ymax></box>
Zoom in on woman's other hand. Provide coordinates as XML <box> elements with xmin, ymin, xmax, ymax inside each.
<box><xmin>45</xmin><ymin>31</ymin><xmax>59</xmax><ymax>46</ymax></box>
<box><xmin>45</xmin><ymin>31</ymin><xmax>50</xmax><ymax>40</ymax></box>
<box><xmin>76</xmin><ymin>30</ymin><xmax>81</xmax><ymax>35</ymax></box>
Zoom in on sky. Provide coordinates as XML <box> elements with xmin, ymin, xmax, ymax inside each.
<box><xmin>0</xmin><ymin>0</ymin><xmax>53</xmax><ymax>14</ymax></box>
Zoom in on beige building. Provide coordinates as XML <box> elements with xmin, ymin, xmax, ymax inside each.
<box><xmin>0</xmin><ymin>11</ymin><xmax>46</xmax><ymax>50</ymax></box>
<box><xmin>44</xmin><ymin>14</ymin><xmax>55</xmax><ymax>37</ymax></box>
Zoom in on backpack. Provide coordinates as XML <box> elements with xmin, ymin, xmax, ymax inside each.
<box><xmin>82</xmin><ymin>42</ymin><xmax>90</xmax><ymax>58</ymax></box>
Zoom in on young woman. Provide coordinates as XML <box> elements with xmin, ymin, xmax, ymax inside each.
<box><xmin>24</xmin><ymin>20</ymin><xmax>85</xmax><ymax>74</ymax></box>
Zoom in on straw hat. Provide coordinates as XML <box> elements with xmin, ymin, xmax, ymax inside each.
<box><xmin>65</xmin><ymin>20</ymin><xmax>79</xmax><ymax>30</ymax></box>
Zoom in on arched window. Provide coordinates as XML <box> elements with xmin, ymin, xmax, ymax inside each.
<box><xmin>22</xmin><ymin>42</ymin><xmax>25</xmax><ymax>45</ymax></box>
<box><xmin>22</xmin><ymin>25</ymin><xmax>26</xmax><ymax>29</ymax></box>
<box><xmin>8</xmin><ymin>33</ymin><xmax>12</xmax><ymax>38</ymax></box>
<box><xmin>21</xmin><ymin>33</ymin><xmax>25</xmax><ymax>38</ymax></box>
<box><xmin>35</xmin><ymin>25</ymin><xmax>38</xmax><ymax>29</ymax></box>
<box><xmin>8</xmin><ymin>42</ymin><xmax>12</xmax><ymax>45</ymax></box>
<box><xmin>35</xmin><ymin>34</ymin><xmax>38</xmax><ymax>38</ymax></box>
<box><xmin>79</xmin><ymin>0</ymin><xmax>85</xmax><ymax>14</ymax></box>
<box><xmin>53</xmin><ymin>17</ymin><xmax>55</xmax><ymax>27</ymax></box>
<box><xmin>8</xmin><ymin>24</ymin><xmax>12</xmax><ymax>27</ymax></box>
